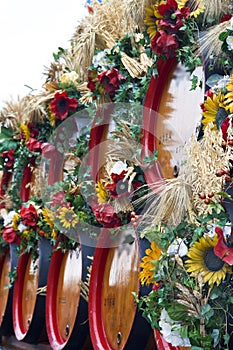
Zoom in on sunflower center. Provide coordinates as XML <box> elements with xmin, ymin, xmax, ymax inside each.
<box><xmin>204</xmin><ymin>247</ymin><xmax>224</xmax><ymax>272</ymax></box>
<box><xmin>65</xmin><ymin>211</ymin><xmax>75</xmax><ymax>223</ymax></box>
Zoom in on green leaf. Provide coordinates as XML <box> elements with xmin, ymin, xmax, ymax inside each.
<box><xmin>206</xmin><ymin>74</ymin><xmax>224</xmax><ymax>88</ymax></box>
<box><xmin>166</xmin><ymin>303</ymin><xmax>189</xmax><ymax>321</ymax></box>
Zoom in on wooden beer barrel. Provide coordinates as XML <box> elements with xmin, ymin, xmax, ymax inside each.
<box><xmin>142</xmin><ymin>58</ymin><xmax>204</xmax><ymax>349</ymax></box>
<box><xmin>89</xmin><ymin>228</ymin><xmax>152</xmax><ymax>350</ymax></box>
<box><xmin>12</xmin><ymin>237</ymin><xmax>52</xmax><ymax>343</ymax></box>
<box><xmin>46</xmin><ymin>240</ymin><xmax>94</xmax><ymax>350</ymax></box>
<box><xmin>0</xmin><ymin>244</ymin><xmax>18</xmax><ymax>336</ymax></box>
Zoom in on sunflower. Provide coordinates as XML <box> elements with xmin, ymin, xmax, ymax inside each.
<box><xmin>20</xmin><ymin>124</ymin><xmax>30</xmax><ymax>142</ymax></box>
<box><xmin>58</xmin><ymin>207</ymin><xmax>79</xmax><ymax>229</ymax></box>
<box><xmin>96</xmin><ymin>181</ymin><xmax>109</xmax><ymax>204</ymax></box>
<box><xmin>186</xmin><ymin>235</ymin><xmax>232</xmax><ymax>287</ymax></box>
<box><xmin>12</xmin><ymin>213</ymin><xmax>20</xmax><ymax>231</ymax></box>
<box><xmin>144</xmin><ymin>3</ymin><xmax>164</xmax><ymax>39</ymax></box>
<box><xmin>139</xmin><ymin>241</ymin><xmax>162</xmax><ymax>286</ymax></box>
<box><xmin>201</xmin><ymin>91</ymin><xmax>227</xmax><ymax>129</ymax></box>
<box><xmin>177</xmin><ymin>0</ymin><xmax>205</xmax><ymax>18</ymax></box>
<box><xmin>42</xmin><ymin>207</ymin><xmax>55</xmax><ymax>229</ymax></box>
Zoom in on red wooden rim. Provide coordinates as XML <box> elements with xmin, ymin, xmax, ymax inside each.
<box><xmin>88</xmin><ymin>229</ymin><xmax>140</xmax><ymax>350</ymax></box>
<box><xmin>46</xmin><ymin>246</ymin><xmax>67</xmax><ymax>349</ymax></box>
<box><xmin>0</xmin><ymin>170</ymin><xmax>12</xmax><ymax>209</ymax></box>
<box><xmin>0</xmin><ymin>248</ymin><xmax>10</xmax><ymax>326</ymax></box>
<box><xmin>46</xmin><ymin>242</ymin><xmax>82</xmax><ymax>350</ymax></box>
<box><xmin>89</xmin><ymin>102</ymin><xmax>114</xmax><ymax>182</ymax></box>
<box><xmin>12</xmin><ymin>251</ymin><xmax>34</xmax><ymax>340</ymax></box>
<box><xmin>154</xmin><ymin>329</ymin><xmax>181</xmax><ymax>350</ymax></box>
<box><xmin>141</xmin><ymin>57</ymin><xmax>176</xmax><ymax>186</ymax></box>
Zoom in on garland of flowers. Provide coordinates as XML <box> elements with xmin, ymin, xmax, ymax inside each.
<box><xmin>1</xmin><ymin>0</ymin><xmax>233</xmax><ymax>349</ymax></box>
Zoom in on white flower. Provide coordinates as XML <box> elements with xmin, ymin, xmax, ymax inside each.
<box><xmin>167</xmin><ymin>238</ymin><xmax>188</xmax><ymax>257</ymax></box>
<box><xmin>92</xmin><ymin>49</ymin><xmax>113</xmax><ymax>71</ymax></box>
<box><xmin>206</xmin><ymin>223</ymin><xmax>231</xmax><ymax>239</ymax></box>
<box><xmin>226</xmin><ymin>36</ymin><xmax>233</xmax><ymax>51</ymax></box>
<box><xmin>60</xmin><ymin>71</ymin><xmax>79</xmax><ymax>84</ymax></box>
<box><xmin>159</xmin><ymin>309</ymin><xmax>191</xmax><ymax>347</ymax></box>
<box><xmin>111</xmin><ymin>161</ymin><xmax>128</xmax><ymax>175</ymax></box>
<box><xmin>18</xmin><ymin>222</ymin><xmax>27</xmax><ymax>233</ymax></box>
<box><xmin>3</xmin><ymin>210</ymin><xmax>16</xmax><ymax>226</ymax></box>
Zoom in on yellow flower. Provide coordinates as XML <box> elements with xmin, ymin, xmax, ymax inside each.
<box><xmin>139</xmin><ymin>241</ymin><xmax>162</xmax><ymax>286</ymax></box>
<box><xmin>22</xmin><ymin>230</ymin><xmax>30</xmax><ymax>238</ymax></box>
<box><xmin>144</xmin><ymin>3</ymin><xmax>164</xmax><ymax>39</ymax></box>
<box><xmin>201</xmin><ymin>92</ymin><xmax>226</xmax><ymax>129</ymax></box>
<box><xmin>186</xmin><ymin>235</ymin><xmax>232</xmax><ymax>287</ymax></box>
<box><xmin>177</xmin><ymin>0</ymin><xmax>205</xmax><ymax>18</ymax></box>
<box><xmin>96</xmin><ymin>181</ymin><xmax>109</xmax><ymax>204</ymax></box>
<box><xmin>58</xmin><ymin>207</ymin><xmax>78</xmax><ymax>229</ymax></box>
<box><xmin>20</xmin><ymin>124</ymin><xmax>30</xmax><ymax>142</ymax></box>
<box><xmin>51</xmin><ymin>229</ymin><xmax>58</xmax><ymax>240</ymax></box>
<box><xmin>60</xmin><ymin>71</ymin><xmax>79</xmax><ymax>84</ymax></box>
<box><xmin>12</xmin><ymin>213</ymin><xmax>20</xmax><ymax>231</ymax></box>
<box><xmin>48</xmin><ymin>109</ymin><xmax>56</xmax><ymax>127</ymax></box>
<box><xmin>42</xmin><ymin>207</ymin><xmax>54</xmax><ymax>229</ymax></box>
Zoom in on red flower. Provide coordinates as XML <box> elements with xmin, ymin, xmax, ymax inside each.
<box><xmin>50</xmin><ymin>91</ymin><xmax>78</xmax><ymax>120</ymax></box>
<box><xmin>220</xmin><ymin>14</ymin><xmax>232</xmax><ymax>23</ymax></box>
<box><xmin>158</xmin><ymin>0</ymin><xmax>190</xmax><ymax>34</ymax></box>
<box><xmin>214</xmin><ymin>227</ymin><xmax>233</xmax><ymax>265</ymax></box>
<box><xmin>2</xmin><ymin>225</ymin><xmax>20</xmax><ymax>244</ymax></box>
<box><xmin>20</xmin><ymin>204</ymin><xmax>38</xmax><ymax>227</ymax></box>
<box><xmin>151</xmin><ymin>30</ymin><xmax>179</xmax><ymax>58</ymax></box>
<box><xmin>51</xmin><ymin>191</ymin><xmax>67</xmax><ymax>207</ymax></box>
<box><xmin>93</xmin><ymin>203</ymin><xmax>122</xmax><ymax>228</ymax></box>
<box><xmin>105</xmin><ymin>171</ymin><xmax>129</xmax><ymax>198</ymax></box>
<box><xmin>20</xmin><ymin>123</ymin><xmax>39</xmax><ymax>140</ymax></box>
<box><xmin>98</xmin><ymin>68</ymin><xmax>125</xmax><ymax>96</ymax></box>
<box><xmin>2</xmin><ymin>149</ymin><xmax>14</xmax><ymax>168</ymax></box>
<box><xmin>26</xmin><ymin>138</ymin><xmax>43</xmax><ymax>153</ymax></box>
<box><xmin>87</xmin><ymin>79</ymin><xmax>96</xmax><ymax>92</ymax></box>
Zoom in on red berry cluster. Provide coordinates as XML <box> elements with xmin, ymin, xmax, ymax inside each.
<box><xmin>216</xmin><ymin>168</ymin><xmax>231</xmax><ymax>182</ymax></box>
<box><xmin>199</xmin><ymin>192</ymin><xmax>214</xmax><ymax>204</ymax></box>
<box><xmin>222</xmin><ymin>140</ymin><xmax>233</xmax><ymax>148</ymax></box>
<box><xmin>131</xmin><ymin>211</ymin><xmax>140</xmax><ymax>228</ymax></box>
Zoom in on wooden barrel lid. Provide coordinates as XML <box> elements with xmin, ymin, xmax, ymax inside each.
<box><xmin>142</xmin><ymin>58</ymin><xmax>204</xmax><ymax>184</ymax></box>
<box><xmin>13</xmin><ymin>252</ymin><xmax>39</xmax><ymax>340</ymax></box>
<box><xmin>0</xmin><ymin>250</ymin><xmax>11</xmax><ymax>326</ymax></box>
<box><xmin>46</xmin><ymin>244</ymin><xmax>82</xmax><ymax>349</ymax></box>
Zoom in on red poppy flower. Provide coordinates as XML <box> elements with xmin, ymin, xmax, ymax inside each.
<box><xmin>98</xmin><ymin>68</ymin><xmax>125</xmax><ymax>96</ymax></box>
<box><xmin>2</xmin><ymin>149</ymin><xmax>14</xmax><ymax>168</ymax></box>
<box><xmin>26</xmin><ymin>138</ymin><xmax>43</xmax><ymax>153</ymax></box>
<box><xmin>2</xmin><ymin>225</ymin><xmax>20</xmax><ymax>244</ymax></box>
<box><xmin>157</xmin><ymin>0</ymin><xmax>190</xmax><ymax>34</ymax></box>
<box><xmin>20</xmin><ymin>204</ymin><xmax>38</xmax><ymax>227</ymax></box>
<box><xmin>214</xmin><ymin>227</ymin><xmax>233</xmax><ymax>265</ymax></box>
<box><xmin>151</xmin><ymin>30</ymin><xmax>179</xmax><ymax>58</ymax></box>
<box><xmin>50</xmin><ymin>91</ymin><xmax>78</xmax><ymax>120</ymax></box>
<box><xmin>93</xmin><ymin>203</ymin><xmax>122</xmax><ymax>228</ymax></box>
